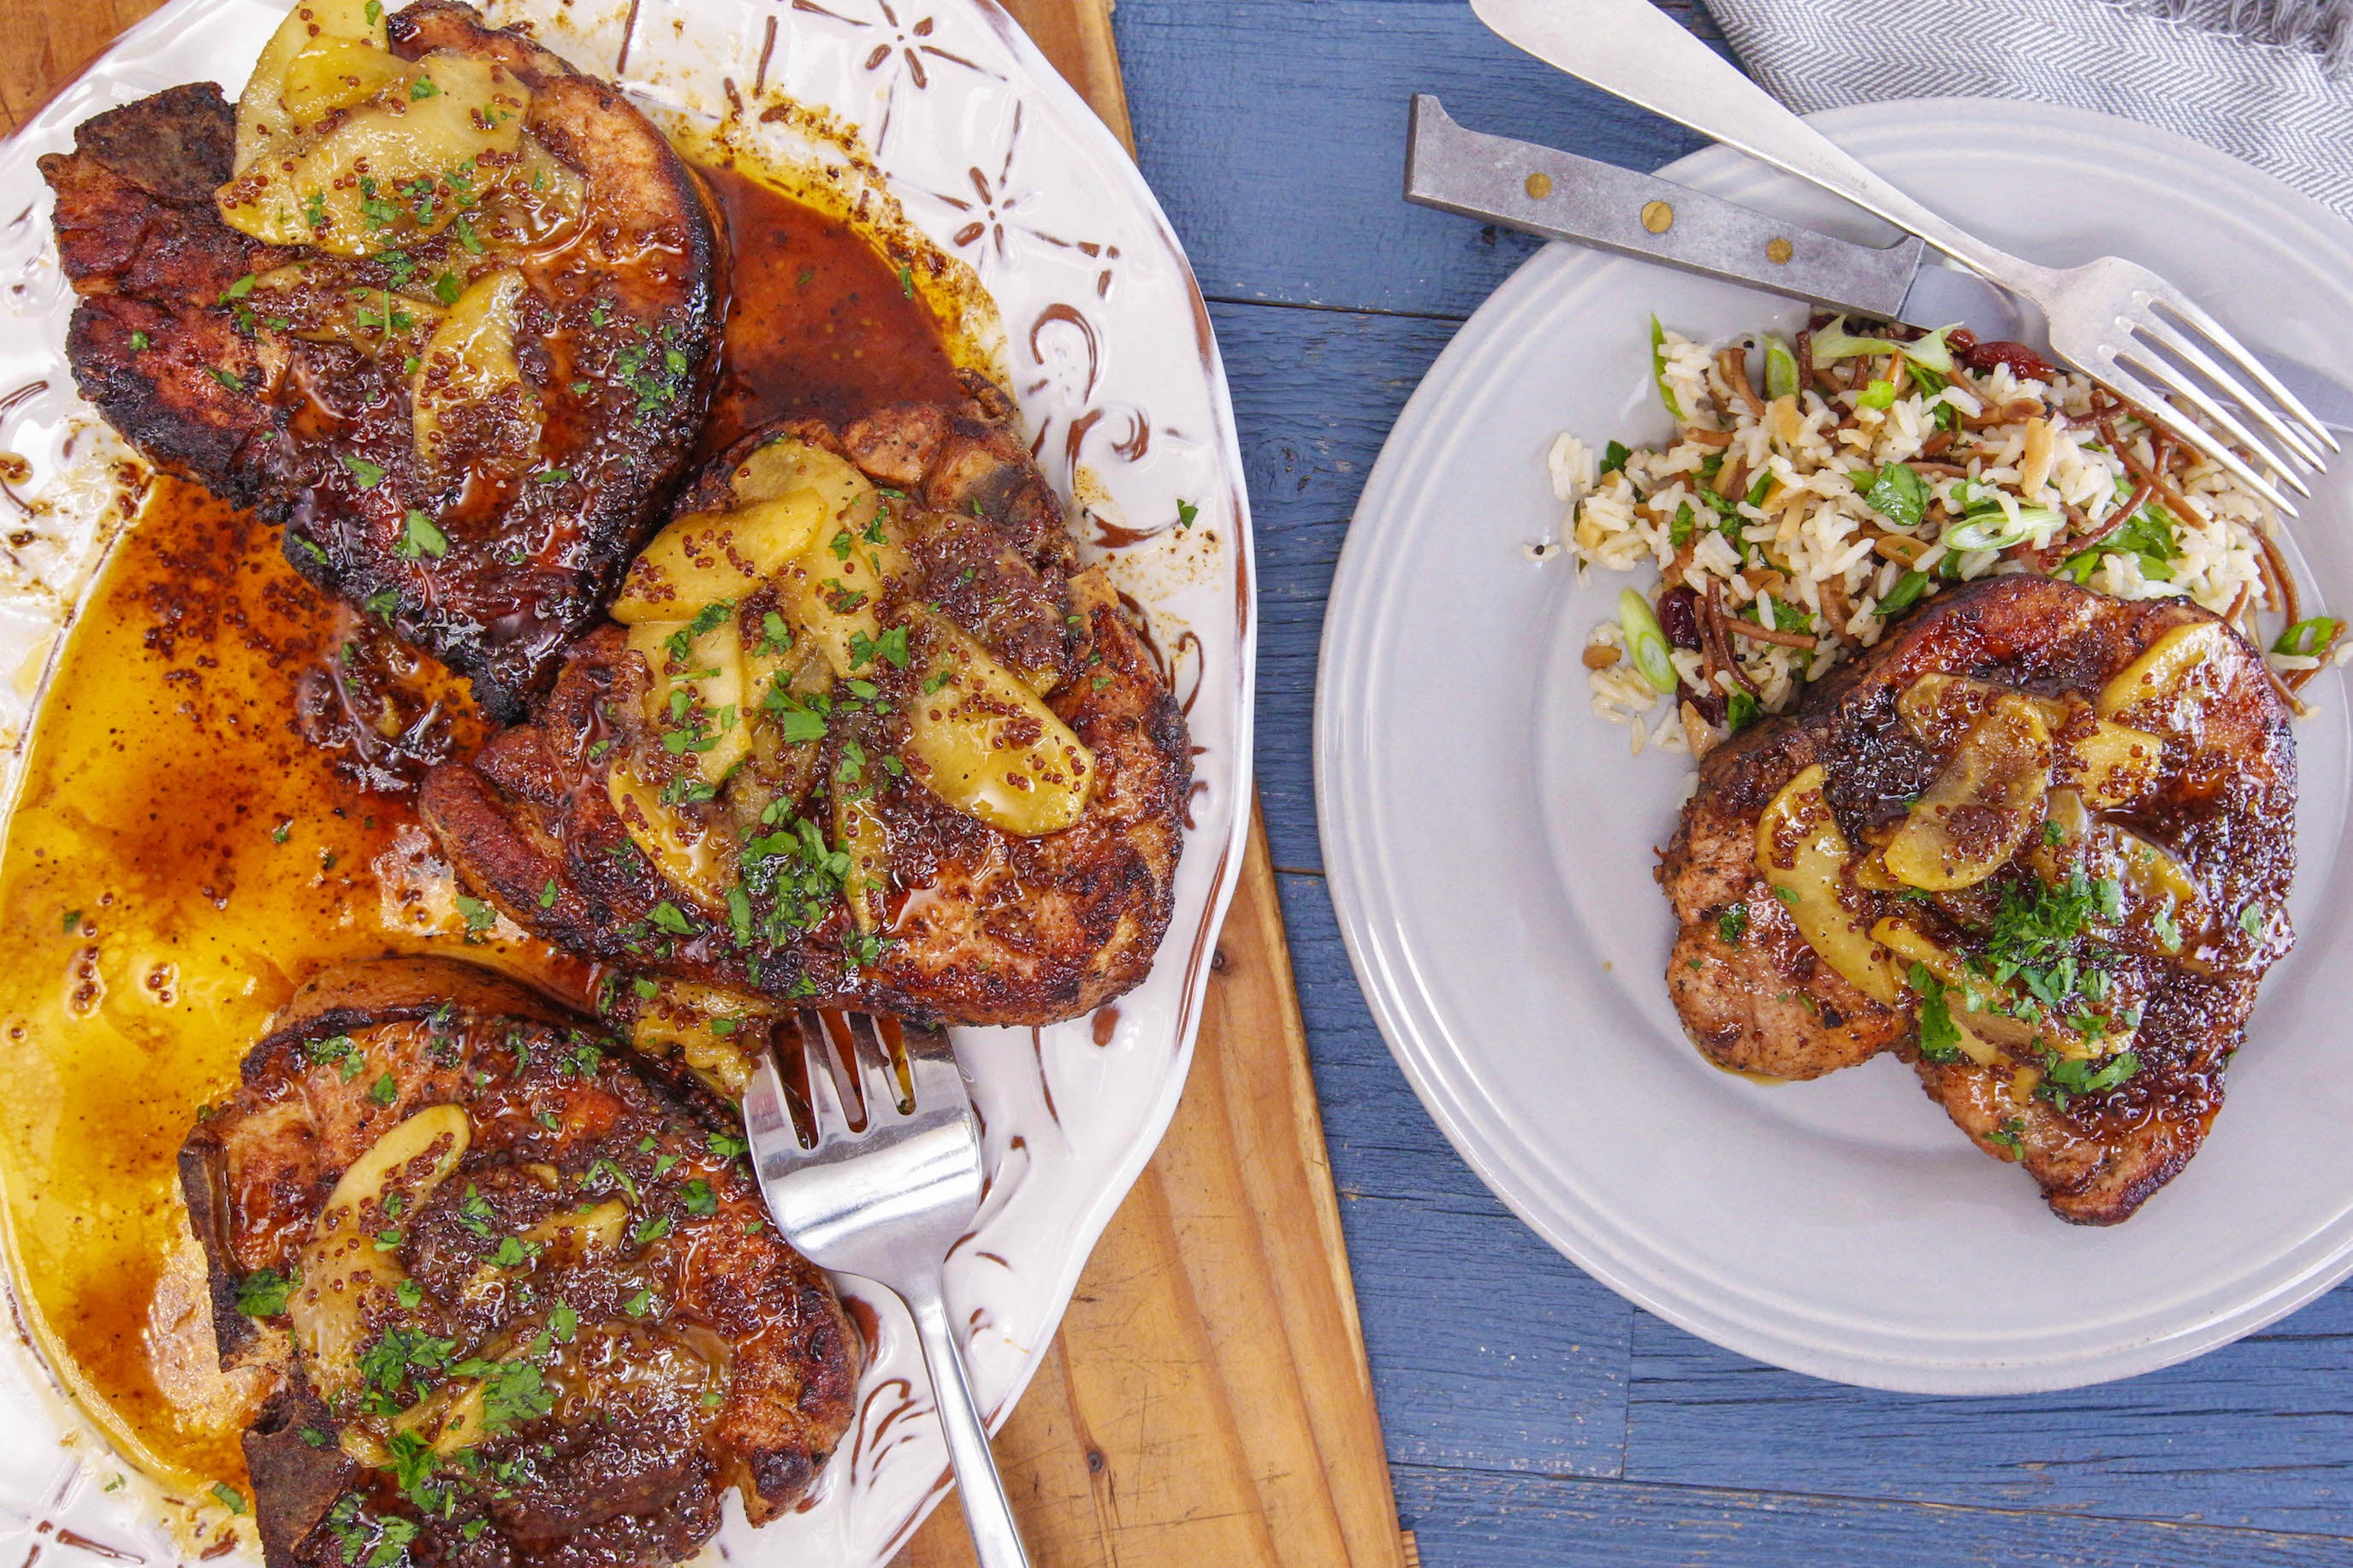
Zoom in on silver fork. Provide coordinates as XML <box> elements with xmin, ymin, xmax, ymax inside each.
<box><xmin>1472</xmin><ymin>0</ymin><xmax>2338</xmax><ymax>514</ymax></box>
<box><xmin>742</xmin><ymin>1011</ymin><xmax>1031</xmax><ymax>1568</ymax></box>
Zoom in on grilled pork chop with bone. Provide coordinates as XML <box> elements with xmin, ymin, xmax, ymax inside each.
<box><xmin>41</xmin><ymin>0</ymin><xmax>724</xmax><ymax>719</ymax></box>
<box><xmin>1662</xmin><ymin>575</ymin><xmax>2295</xmax><ymax>1224</ymax></box>
<box><xmin>420</xmin><ymin>382</ymin><xmax>1190</xmax><ymax>1033</ymax></box>
<box><xmin>181</xmin><ymin>957</ymin><xmax>858</xmax><ymax>1568</ymax></box>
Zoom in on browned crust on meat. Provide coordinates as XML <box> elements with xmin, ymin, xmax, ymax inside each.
<box><xmin>1660</xmin><ymin>574</ymin><xmax>2295</xmax><ymax>1223</ymax></box>
<box><xmin>181</xmin><ymin>957</ymin><xmax>861</xmax><ymax>1565</ymax></box>
<box><xmin>418</xmin><ymin>397</ymin><xmax>1188</xmax><ymax>1027</ymax></box>
<box><xmin>39</xmin><ymin>3</ymin><xmax>726</xmax><ymax>720</ymax></box>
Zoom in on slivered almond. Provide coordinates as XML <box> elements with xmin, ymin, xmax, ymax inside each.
<box><xmin>2018</xmin><ymin>417</ymin><xmax>2056</xmax><ymax>500</ymax></box>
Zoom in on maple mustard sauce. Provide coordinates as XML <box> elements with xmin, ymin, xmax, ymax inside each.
<box><xmin>0</xmin><ymin>165</ymin><xmax>966</xmax><ymax>1494</ymax></box>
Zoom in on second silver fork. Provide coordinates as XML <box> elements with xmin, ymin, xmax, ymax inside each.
<box><xmin>1473</xmin><ymin>0</ymin><xmax>2338</xmax><ymax>514</ymax></box>
<box><xmin>742</xmin><ymin>1011</ymin><xmax>1031</xmax><ymax>1568</ymax></box>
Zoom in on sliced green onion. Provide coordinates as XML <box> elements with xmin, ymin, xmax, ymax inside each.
<box><xmin>1618</xmin><ymin>589</ymin><xmax>1679</xmax><ymax>695</ymax></box>
<box><xmin>1761</xmin><ymin>334</ymin><xmax>1799</xmax><ymax>399</ymax></box>
<box><xmin>1651</xmin><ymin>316</ymin><xmax>1681</xmax><ymax>420</ymax></box>
<box><xmin>1810</xmin><ymin>315</ymin><xmax>1955</xmax><ymax>375</ymax></box>
<box><xmin>1945</xmin><ymin>505</ymin><xmax>2063</xmax><ymax>553</ymax></box>
<box><xmin>2273</xmin><ymin>616</ymin><xmax>2341</xmax><ymax>657</ymax></box>
<box><xmin>1876</xmin><ymin>570</ymin><xmax>1932</xmax><ymax>617</ymax></box>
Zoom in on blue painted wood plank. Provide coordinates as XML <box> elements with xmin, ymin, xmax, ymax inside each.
<box><xmin>1388</xmin><ymin>1466</ymin><xmax>2353</xmax><ymax>1567</ymax></box>
<box><xmin>1213</xmin><ymin>299</ymin><xmax>1461</xmax><ymax>873</ymax></box>
<box><xmin>1115</xmin><ymin>1</ymin><xmax>1723</xmax><ymax>319</ymax></box>
<box><xmin>1624</xmin><ymin>1294</ymin><xmax>2353</xmax><ymax>1535</ymax></box>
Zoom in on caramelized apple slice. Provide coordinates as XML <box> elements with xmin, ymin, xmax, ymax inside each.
<box><xmin>1883</xmin><ymin>694</ymin><xmax>2052</xmax><ymax>891</ymax></box>
<box><xmin>218</xmin><ymin>51</ymin><xmax>528</xmax><ymax>256</ymax></box>
<box><xmin>904</xmin><ymin>612</ymin><xmax>1094</xmax><ymax>837</ymax></box>
<box><xmin>233</xmin><ymin>0</ymin><xmax>388</xmax><ymax>171</ymax></box>
<box><xmin>611</xmin><ymin>492</ymin><xmax>827</xmax><ymax>625</ymax></box>
<box><xmin>1752</xmin><ymin>764</ymin><xmax>1903</xmax><ymax>1005</ymax></box>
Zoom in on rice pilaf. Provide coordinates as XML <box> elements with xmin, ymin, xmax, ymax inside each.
<box><xmin>1559</xmin><ymin>316</ymin><xmax>2346</xmax><ymax>764</ymax></box>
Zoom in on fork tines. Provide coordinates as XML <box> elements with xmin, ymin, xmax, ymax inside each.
<box><xmin>2063</xmin><ymin>262</ymin><xmax>2337</xmax><ymax>518</ymax></box>
<box><xmin>771</xmin><ymin>1010</ymin><xmax>951</xmax><ymax>1147</ymax></box>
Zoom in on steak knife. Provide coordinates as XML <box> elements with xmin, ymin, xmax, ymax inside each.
<box><xmin>1405</xmin><ymin>95</ymin><xmax>2353</xmax><ymax>432</ymax></box>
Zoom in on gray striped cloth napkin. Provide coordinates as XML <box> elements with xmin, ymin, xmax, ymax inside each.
<box><xmin>1699</xmin><ymin>0</ymin><xmax>2353</xmax><ymax>222</ymax></box>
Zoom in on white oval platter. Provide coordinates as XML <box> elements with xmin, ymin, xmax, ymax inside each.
<box><xmin>0</xmin><ymin>0</ymin><xmax>1254</xmax><ymax>1559</ymax></box>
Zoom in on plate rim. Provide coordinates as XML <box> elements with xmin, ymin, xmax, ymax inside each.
<box><xmin>1315</xmin><ymin>94</ymin><xmax>2353</xmax><ymax>1395</ymax></box>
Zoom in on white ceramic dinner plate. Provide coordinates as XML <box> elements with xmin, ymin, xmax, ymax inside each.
<box><xmin>0</xmin><ymin>1</ymin><xmax>1252</xmax><ymax>1561</ymax></box>
<box><xmin>1319</xmin><ymin>99</ymin><xmax>2353</xmax><ymax>1395</ymax></box>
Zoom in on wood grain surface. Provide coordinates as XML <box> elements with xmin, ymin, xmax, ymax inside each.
<box><xmin>1</xmin><ymin>2</ymin><xmax>1411</xmax><ymax>1565</ymax></box>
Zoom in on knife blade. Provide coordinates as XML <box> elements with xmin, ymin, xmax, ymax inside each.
<box><xmin>1404</xmin><ymin>94</ymin><xmax>2353</xmax><ymax>434</ymax></box>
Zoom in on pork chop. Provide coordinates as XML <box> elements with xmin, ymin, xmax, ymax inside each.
<box><xmin>1661</xmin><ymin>575</ymin><xmax>2296</xmax><ymax>1223</ymax></box>
<box><xmin>418</xmin><ymin>385</ymin><xmax>1190</xmax><ymax>1029</ymax></box>
<box><xmin>41</xmin><ymin>1</ymin><xmax>725</xmax><ymax>719</ymax></box>
<box><xmin>180</xmin><ymin>957</ymin><xmax>858</xmax><ymax>1568</ymax></box>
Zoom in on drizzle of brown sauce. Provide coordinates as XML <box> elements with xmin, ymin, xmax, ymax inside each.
<box><xmin>0</xmin><ymin>163</ymin><xmax>959</xmax><ymax>1496</ymax></box>
<box><xmin>696</xmin><ymin>162</ymin><xmax>965</xmax><ymax>453</ymax></box>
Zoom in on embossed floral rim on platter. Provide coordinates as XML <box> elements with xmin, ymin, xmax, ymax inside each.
<box><xmin>0</xmin><ymin>0</ymin><xmax>1255</xmax><ymax>1560</ymax></box>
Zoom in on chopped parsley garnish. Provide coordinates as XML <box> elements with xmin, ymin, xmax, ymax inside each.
<box><xmin>708</xmin><ymin>1131</ymin><xmax>747</xmax><ymax>1159</ymax></box>
<box><xmin>479</xmin><ymin>1360</ymin><xmax>555</xmax><ymax>1432</ymax></box>
<box><xmin>456</xmin><ymin>893</ymin><xmax>497</xmax><ymax>938</ymax></box>
<box><xmin>632</xmin><ymin>1214</ymin><xmax>673</xmax><ymax>1246</ymax></box>
<box><xmin>1985</xmin><ymin>1117</ymin><xmax>2026</xmax><ymax>1158</ymax></box>
<box><xmin>681</xmin><ymin>1179</ymin><xmax>716</xmax><ymax>1216</ymax></box>
<box><xmin>538</xmin><ymin>879</ymin><xmax>559</xmax><ymax>909</ymax></box>
<box><xmin>368</xmin><ymin>1073</ymin><xmax>398</xmax><ymax>1107</ymax></box>
<box><xmin>551</xmin><ymin>1301</ymin><xmax>579</xmax><ymax>1342</ymax></box>
<box><xmin>898</xmin><ymin>265</ymin><xmax>916</xmax><ymax>298</ymax></box>
<box><xmin>2040</xmin><ymin>1050</ymin><xmax>2140</xmax><ymax>1109</ymax></box>
<box><xmin>236</xmin><ymin>1268</ymin><xmax>295</xmax><ymax>1317</ymax></box>
<box><xmin>624</xmin><ymin>1288</ymin><xmax>653</xmax><ymax>1317</ymax></box>
<box><xmin>1911</xmin><ymin>963</ymin><xmax>1961</xmax><ymax>1063</ymax></box>
<box><xmin>409</xmin><ymin>75</ymin><xmax>440</xmax><ymax>100</ymax></box>
<box><xmin>1716</xmin><ymin>902</ymin><xmax>1748</xmax><ymax>944</ymax></box>
<box><xmin>651</xmin><ymin>901</ymin><xmax>693</xmax><ymax>935</ymax></box>
<box><xmin>396</xmin><ymin>509</ymin><xmax>447</xmax><ymax>559</ymax></box>
<box><xmin>457</xmin><ymin>1183</ymin><xmax>497</xmax><ymax>1238</ymax></box>
<box><xmin>128</xmin><ymin>329</ymin><xmax>150</xmax><ymax>352</ymax></box>
<box><xmin>211</xmin><ymin>1483</ymin><xmax>246</xmax><ymax>1515</ymax></box>
<box><xmin>341</xmin><ymin>453</ymin><xmax>387</xmax><ymax>488</ymax></box>
<box><xmin>395</xmin><ymin>1278</ymin><xmax>424</xmax><ymax>1310</ymax></box>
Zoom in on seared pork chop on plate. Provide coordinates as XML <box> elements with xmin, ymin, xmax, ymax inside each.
<box><xmin>40</xmin><ymin>0</ymin><xmax>724</xmax><ymax>719</ymax></box>
<box><xmin>181</xmin><ymin>956</ymin><xmax>859</xmax><ymax>1568</ymax></box>
<box><xmin>1663</xmin><ymin>575</ymin><xmax>2295</xmax><ymax>1224</ymax></box>
<box><xmin>420</xmin><ymin>383</ymin><xmax>1191</xmax><ymax>1030</ymax></box>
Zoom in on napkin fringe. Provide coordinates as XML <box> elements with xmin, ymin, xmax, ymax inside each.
<box><xmin>2102</xmin><ymin>0</ymin><xmax>2353</xmax><ymax>73</ymax></box>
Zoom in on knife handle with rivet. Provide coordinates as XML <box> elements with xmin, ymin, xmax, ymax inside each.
<box><xmin>1405</xmin><ymin>94</ymin><xmax>1917</xmax><ymax>320</ymax></box>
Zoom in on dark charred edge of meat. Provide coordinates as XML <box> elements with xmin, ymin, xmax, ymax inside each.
<box><xmin>245</xmin><ymin>1374</ymin><xmax>356</xmax><ymax>1568</ymax></box>
<box><xmin>178</xmin><ymin>1131</ymin><xmax>255</xmax><ymax>1369</ymax></box>
<box><xmin>1659</xmin><ymin>574</ymin><xmax>2296</xmax><ymax>1222</ymax></box>
<box><xmin>56</xmin><ymin>81</ymin><xmax>237</xmax><ymax>206</ymax></box>
<box><xmin>41</xmin><ymin>86</ymin><xmax>286</xmax><ymax>510</ymax></box>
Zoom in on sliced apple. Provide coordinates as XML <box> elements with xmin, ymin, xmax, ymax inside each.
<box><xmin>233</xmin><ymin>0</ymin><xmax>388</xmax><ymax>172</ymax></box>
<box><xmin>1883</xmin><ymin>694</ymin><xmax>2052</xmax><ymax>891</ymax></box>
<box><xmin>1751</xmin><ymin>763</ymin><xmax>1903</xmax><ymax>1005</ymax></box>
<box><xmin>410</xmin><ymin>267</ymin><xmax>532</xmax><ymax>475</ymax></box>
<box><xmin>904</xmin><ymin>613</ymin><xmax>1094</xmax><ymax>837</ymax></box>
<box><xmin>288</xmin><ymin>1103</ymin><xmax>470</xmax><ymax>1409</ymax></box>
<box><xmin>611</xmin><ymin>492</ymin><xmax>827</xmax><ymax>625</ymax></box>
<box><xmin>2099</xmin><ymin>619</ymin><xmax>2231</xmax><ymax>725</ymax></box>
<box><xmin>219</xmin><ymin>51</ymin><xmax>528</xmax><ymax>257</ymax></box>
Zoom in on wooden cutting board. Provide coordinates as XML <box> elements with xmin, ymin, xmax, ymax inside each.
<box><xmin>1</xmin><ymin>3</ymin><xmax>1408</xmax><ymax>1564</ymax></box>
